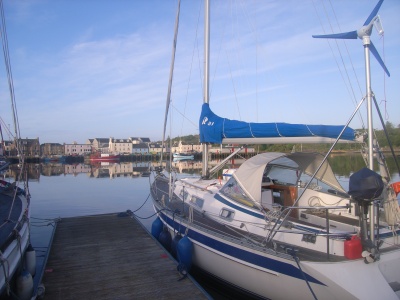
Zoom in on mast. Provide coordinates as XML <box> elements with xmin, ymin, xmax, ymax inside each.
<box><xmin>161</xmin><ymin>0</ymin><xmax>181</xmax><ymax>163</ymax></box>
<box><xmin>363</xmin><ymin>35</ymin><xmax>376</xmax><ymax>243</ymax></box>
<box><xmin>202</xmin><ymin>0</ymin><xmax>210</xmax><ymax>177</ymax></box>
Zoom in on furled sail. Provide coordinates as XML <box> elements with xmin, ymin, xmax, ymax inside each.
<box><xmin>199</xmin><ymin>103</ymin><xmax>355</xmax><ymax>144</ymax></box>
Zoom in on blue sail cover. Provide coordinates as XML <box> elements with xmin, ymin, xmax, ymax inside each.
<box><xmin>199</xmin><ymin>103</ymin><xmax>355</xmax><ymax>144</ymax></box>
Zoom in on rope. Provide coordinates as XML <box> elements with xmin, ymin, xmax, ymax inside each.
<box><xmin>132</xmin><ymin>193</ymin><xmax>150</xmax><ymax>213</ymax></box>
<box><xmin>15</xmin><ymin>229</ymin><xmax>24</xmax><ymax>271</ymax></box>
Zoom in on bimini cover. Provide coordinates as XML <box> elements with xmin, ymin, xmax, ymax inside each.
<box><xmin>199</xmin><ymin>103</ymin><xmax>355</xmax><ymax>144</ymax></box>
<box><xmin>232</xmin><ymin>152</ymin><xmax>345</xmax><ymax>204</ymax></box>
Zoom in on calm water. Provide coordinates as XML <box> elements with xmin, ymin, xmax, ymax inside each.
<box><xmin>25</xmin><ymin>162</ymin><xmax>157</xmax><ymax>291</ymax></box>
<box><xmin>11</xmin><ymin>154</ymin><xmax>400</xmax><ymax>298</ymax></box>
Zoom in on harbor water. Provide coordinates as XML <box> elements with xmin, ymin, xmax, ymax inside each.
<box><xmin>13</xmin><ymin>154</ymin><xmax>400</xmax><ymax>299</ymax></box>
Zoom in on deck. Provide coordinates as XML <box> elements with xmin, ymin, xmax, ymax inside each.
<box><xmin>41</xmin><ymin>213</ymin><xmax>210</xmax><ymax>299</ymax></box>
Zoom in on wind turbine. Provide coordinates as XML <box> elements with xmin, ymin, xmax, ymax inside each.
<box><xmin>313</xmin><ymin>0</ymin><xmax>389</xmax><ymax>77</ymax></box>
<box><xmin>312</xmin><ymin>0</ymin><xmax>390</xmax><ymax>170</ymax></box>
<box><xmin>312</xmin><ymin>0</ymin><xmax>390</xmax><ymax>250</ymax></box>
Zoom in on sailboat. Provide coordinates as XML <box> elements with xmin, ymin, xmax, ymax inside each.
<box><xmin>0</xmin><ymin>1</ymin><xmax>35</xmax><ymax>299</ymax></box>
<box><xmin>150</xmin><ymin>0</ymin><xmax>400</xmax><ymax>299</ymax></box>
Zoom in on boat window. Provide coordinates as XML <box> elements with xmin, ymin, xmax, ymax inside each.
<box><xmin>265</xmin><ymin>165</ymin><xmax>298</xmax><ymax>186</ymax></box>
<box><xmin>190</xmin><ymin>195</ymin><xmax>204</xmax><ymax>209</ymax></box>
<box><xmin>220</xmin><ymin>177</ymin><xmax>255</xmax><ymax>208</ymax></box>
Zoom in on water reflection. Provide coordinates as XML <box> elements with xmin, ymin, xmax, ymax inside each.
<box><xmin>1</xmin><ymin>153</ymin><xmax>399</xmax><ymax>182</ymax></box>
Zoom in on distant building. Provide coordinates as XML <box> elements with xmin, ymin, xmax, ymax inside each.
<box><xmin>64</xmin><ymin>142</ymin><xmax>92</xmax><ymax>156</ymax></box>
<box><xmin>132</xmin><ymin>143</ymin><xmax>149</xmax><ymax>154</ymax></box>
<box><xmin>109</xmin><ymin>138</ymin><xmax>132</xmax><ymax>155</ymax></box>
<box><xmin>2</xmin><ymin>141</ymin><xmax>13</xmax><ymax>155</ymax></box>
<box><xmin>171</xmin><ymin>140</ymin><xmax>202</xmax><ymax>154</ymax></box>
<box><xmin>149</xmin><ymin>142</ymin><xmax>168</xmax><ymax>154</ymax></box>
<box><xmin>86</xmin><ymin>137</ymin><xmax>151</xmax><ymax>155</ymax></box>
<box><xmin>90</xmin><ymin>138</ymin><xmax>110</xmax><ymax>153</ymax></box>
<box><xmin>18</xmin><ymin>138</ymin><xmax>40</xmax><ymax>157</ymax></box>
<box><xmin>41</xmin><ymin>143</ymin><xmax>64</xmax><ymax>156</ymax></box>
<box><xmin>130</xmin><ymin>137</ymin><xmax>151</xmax><ymax>144</ymax></box>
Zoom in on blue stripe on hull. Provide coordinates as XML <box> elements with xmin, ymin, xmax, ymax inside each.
<box><xmin>158</xmin><ymin>210</ymin><xmax>324</xmax><ymax>286</ymax></box>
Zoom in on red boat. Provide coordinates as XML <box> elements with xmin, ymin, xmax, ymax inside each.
<box><xmin>89</xmin><ymin>152</ymin><xmax>120</xmax><ymax>162</ymax></box>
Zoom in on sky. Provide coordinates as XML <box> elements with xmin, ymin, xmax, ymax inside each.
<box><xmin>0</xmin><ymin>0</ymin><xmax>399</xmax><ymax>144</ymax></box>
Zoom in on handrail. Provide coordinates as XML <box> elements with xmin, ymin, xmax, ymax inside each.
<box><xmin>265</xmin><ymin>204</ymin><xmax>351</xmax><ymax>260</ymax></box>
<box><xmin>265</xmin><ymin>204</ymin><xmax>350</xmax><ymax>239</ymax></box>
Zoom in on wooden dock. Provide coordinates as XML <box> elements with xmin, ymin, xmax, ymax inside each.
<box><xmin>41</xmin><ymin>213</ymin><xmax>210</xmax><ymax>300</ymax></box>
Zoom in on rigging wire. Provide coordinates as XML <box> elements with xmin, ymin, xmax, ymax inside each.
<box><xmin>327</xmin><ymin>0</ymin><xmax>364</xmax><ymax>99</ymax></box>
<box><xmin>179</xmin><ymin>0</ymin><xmax>202</xmax><ymax>137</ymax></box>
<box><xmin>234</xmin><ymin>0</ymin><xmax>261</xmax><ymax>122</ymax></box>
<box><xmin>378</xmin><ymin>35</ymin><xmax>389</xmax><ymax>120</ymax></box>
<box><xmin>0</xmin><ymin>0</ymin><xmax>22</xmax><ymax>151</ymax></box>
<box><xmin>228</xmin><ymin>1</ymin><xmax>242</xmax><ymax>120</ymax></box>
<box><xmin>312</xmin><ymin>0</ymin><xmax>366</xmax><ymax>130</ymax></box>
<box><xmin>0</xmin><ymin>0</ymin><xmax>30</xmax><ymax>223</ymax></box>
<box><xmin>209</xmin><ymin>0</ymin><xmax>227</xmax><ymax>102</ymax></box>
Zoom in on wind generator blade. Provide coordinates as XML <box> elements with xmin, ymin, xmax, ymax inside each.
<box><xmin>312</xmin><ymin>30</ymin><xmax>357</xmax><ymax>39</ymax></box>
<box><xmin>363</xmin><ymin>0</ymin><xmax>384</xmax><ymax>26</ymax></box>
<box><xmin>369</xmin><ymin>41</ymin><xmax>390</xmax><ymax>77</ymax></box>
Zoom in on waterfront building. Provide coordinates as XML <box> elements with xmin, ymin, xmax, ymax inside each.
<box><xmin>64</xmin><ymin>142</ymin><xmax>92</xmax><ymax>156</ymax></box>
<box><xmin>89</xmin><ymin>138</ymin><xmax>110</xmax><ymax>153</ymax></box>
<box><xmin>130</xmin><ymin>137</ymin><xmax>150</xmax><ymax>144</ymax></box>
<box><xmin>17</xmin><ymin>137</ymin><xmax>40</xmax><ymax>157</ymax></box>
<box><xmin>132</xmin><ymin>143</ymin><xmax>149</xmax><ymax>155</ymax></box>
<box><xmin>41</xmin><ymin>143</ymin><xmax>64</xmax><ymax>156</ymax></box>
<box><xmin>171</xmin><ymin>140</ymin><xmax>202</xmax><ymax>154</ymax></box>
<box><xmin>109</xmin><ymin>138</ymin><xmax>132</xmax><ymax>155</ymax></box>
<box><xmin>148</xmin><ymin>143</ymin><xmax>168</xmax><ymax>154</ymax></box>
<box><xmin>1</xmin><ymin>141</ymin><xmax>12</xmax><ymax>156</ymax></box>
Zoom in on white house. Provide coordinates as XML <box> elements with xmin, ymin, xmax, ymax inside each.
<box><xmin>109</xmin><ymin>138</ymin><xmax>132</xmax><ymax>155</ymax></box>
<box><xmin>149</xmin><ymin>143</ymin><xmax>168</xmax><ymax>154</ymax></box>
<box><xmin>171</xmin><ymin>140</ymin><xmax>202</xmax><ymax>154</ymax></box>
<box><xmin>64</xmin><ymin>142</ymin><xmax>92</xmax><ymax>156</ymax></box>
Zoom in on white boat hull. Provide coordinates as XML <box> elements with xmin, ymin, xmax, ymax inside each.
<box><xmin>156</xmin><ymin>206</ymin><xmax>400</xmax><ymax>299</ymax></box>
<box><xmin>0</xmin><ymin>219</ymin><xmax>30</xmax><ymax>295</ymax></box>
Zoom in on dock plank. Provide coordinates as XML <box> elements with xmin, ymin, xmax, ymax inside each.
<box><xmin>42</xmin><ymin>213</ymin><xmax>209</xmax><ymax>300</ymax></box>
